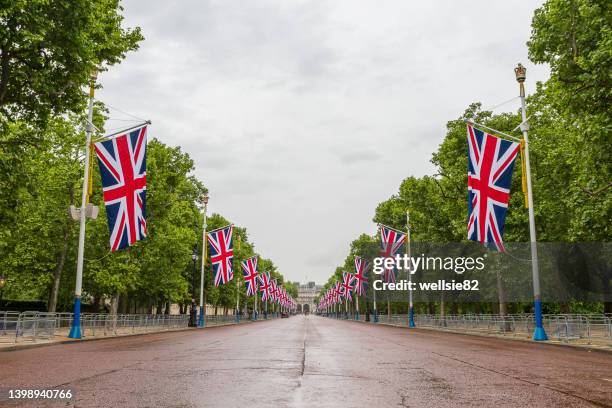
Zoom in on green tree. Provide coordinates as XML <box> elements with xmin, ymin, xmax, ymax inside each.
<box><xmin>0</xmin><ymin>0</ymin><xmax>143</xmax><ymax>124</ymax></box>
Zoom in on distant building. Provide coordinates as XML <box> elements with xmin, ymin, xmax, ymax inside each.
<box><xmin>296</xmin><ymin>281</ymin><xmax>323</xmax><ymax>313</ymax></box>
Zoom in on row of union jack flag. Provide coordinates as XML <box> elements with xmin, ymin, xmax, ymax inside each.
<box><xmin>317</xmin><ymin>255</ymin><xmax>370</xmax><ymax>310</ymax></box>
<box><xmin>206</xmin><ymin>224</ymin><xmax>296</xmax><ymax>308</ymax></box>
<box><xmin>94</xmin><ymin>123</ymin><xmax>519</xmax><ymax>308</ymax></box>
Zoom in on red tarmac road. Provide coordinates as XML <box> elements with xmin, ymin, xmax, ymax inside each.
<box><xmin>0</xmin><ymin>315</ymin><xmax>611</xmax><ymax>407</ymax></box>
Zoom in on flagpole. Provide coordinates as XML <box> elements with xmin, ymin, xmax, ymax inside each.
<box><xmin>235</xmin><ymin>236</ymin><xmax>240</xmax><ymax>324</ymax></box>
<box><xmin>372</xmin><ymin>264</ymin><xmax>378</xmax><ymax>323</ymax></box>
<box><xmin>345</xmin><ymin>297</ymin><xmax>348</xmax><ymax>319</ymax></box>
<box><xmin>198</xmin><ymin>195</ymin><xmax>208</xmax><ymax>328</ymax></box>
<box><xmin>253</xmin><ymin>284</ymin><xmax>258</xmax><ymax>321</ymax></box>
<box><xmin>407</xmin><ymin>210</ymin><xmax>415</xmax><ymax>328</ymax></box>
<box><xmin>355</xmin><ymin>294</ymin><xmax>359</xmax><ymax>321</ymax></box>
<box><xmin>515</xmin><ymin>63</ymin><xmax>547</xmax><ymax>341</ymax></box>
<box><xmin>68</xmin><ymin>71</ymin><xmax>97</xmax><ymax>339</ymax></box>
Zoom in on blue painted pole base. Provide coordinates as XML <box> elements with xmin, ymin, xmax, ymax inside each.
<box><xmin>68</xmin><ymin>297</ymin><xmax>82</xmax><ymax>339</ymax></box>
<box><xmin>533</xmin><ymin>326</ymin><xmax>548</xmax><ymax>341</ymax></box>
<box><xmin>355</xmin><ymin>311</ymin><xmax>360</xmax><ymax>321</ymax></box>
<box><xmin>408</xmin><ymin>307</ymin><xmax>415</xmax><ymax>328</ymax></box>
<box><xmin>235</xmin><ymin>312</ymin><xmax>240</xmax><ymax>324</ymax></box>
<box><xmin>373</xmin><ymin>310</ymin><xmax>379</xmax><ymax>323</ymax></box>
<box><xmin>532</xmin><ymin>298</ymin><xmax>548</xmax><ymax>341</ymax></box>
<box><xmin>198</xmin><ymin>306</ymin><xmax>205</xmax><ymax>327</ymax></box>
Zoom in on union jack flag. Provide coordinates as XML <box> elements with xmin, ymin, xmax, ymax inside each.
<box><xmin>207</xmin><ymin>225</ymin><xmax>234</xmax><ymax>286</ymax></box>
<box><xmin>379</xmin><ymin>224</ymin><xmax>406</xmax><ymax>283</ymax></box>
<box><xmin>241</xmin><ymin>256</ymin><xmax>259</xmax><ymax>296</ymax></box>
<box><xmin>467</xmin><ymin>125</ymin><xmax>520</xmax><ymax>252</ymax></box>
<box><xmin>341</xmin><ymin>272</ymin><xmax>355</xmax><ymax>301</ymax></box>
<box><xmin>258</xmin><ymin>272</ymin><xmax>271</xmax><ymax>301</ymax></box>
<box><xmin>270</xmin><ymin>279</ymin><xmax>279</xmax><ymax>302</ymax></box>
<box><xmin>353</xmin><ymin>256</ymin><xmax>369</xmax><ymax>296</ymax></box>
<box><xmin>94</xmin><ymin>126</ymin><xmax>148</xmax><ymax>252</ymax></box>
<box><xmin>333</xmin><ymin>282</ymin><xmax>342</xmax><ymax>304</ymax></box>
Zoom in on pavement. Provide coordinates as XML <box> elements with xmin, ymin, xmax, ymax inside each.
<box><xmin>0</xmin><ymin>315</ymin><xmax>610</xmax><ymax>408</ymax></box>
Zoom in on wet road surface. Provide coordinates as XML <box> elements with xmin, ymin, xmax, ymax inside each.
<box><xmin>1</xmin><ymin>315</ymin><xmax>611</xmax><ymax>407</ymax></box>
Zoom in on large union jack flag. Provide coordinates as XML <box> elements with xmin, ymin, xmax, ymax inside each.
<box><xmin>258</xmin><ymin>272</ymin><xmax>271</xmax><ymax>301</ymax></box>
<box><xmin>467</xmin><ymin>125</ymin><xmax>520</xmax><ymax>252</ymax></box>
<box><xmin>353</xmin><ymin>256</ymin><xmax>369</xmax><ymax>296</ymax></box>
<box><xmin>241</xmin><ymin>256</ymin><xmax>259</xmax><ymax>296</ymax></box>
<box><xmin>207</xmin><ymin>225</ymin><xmax>234</xmax><ymax>286</ymax></box>
<box><xmin>379</xmin><ymin>224</ymin><xmax>406</xmax><ymax>283</ymax></box>
<box><xmin>94</xmin><ymin>126</ymin><xmax>148</xmax><ymax>252</ymax></box>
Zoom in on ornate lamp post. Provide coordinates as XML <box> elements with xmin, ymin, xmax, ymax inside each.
<box><xmin>0</xmin><ymin>275</ymin><xmax>6</xmax><ymax>309</ymax></box>
<box><xmin>189</xmin><ymin>246</ymin><xmax>198</xmax><ymax>327</ymax></box>
<box><xmin>0</xmin><ymin>275</ymin><xmax>5</xmax><ymax>332</ymax></box>
<box><xmin>514</xmin><ymin>63</ymin><xmax>547</xmax><ymax>341</ymax></box>
<box><xmin>198</xmin><ymin>194</ymin><xmax>209</xmax><ymax>327</ymax></box>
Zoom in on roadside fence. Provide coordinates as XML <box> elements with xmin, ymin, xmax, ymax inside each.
<box><xmin>0</xmin><ymin>311</ymin><xmax>279</xmax><ymax>344</ymax></box>
<box><xmin>321</xmin><ymin>312</ymin><xmax>612</xmax><ymax>346</ymax></box>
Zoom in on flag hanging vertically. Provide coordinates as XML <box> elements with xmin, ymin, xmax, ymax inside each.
<box><xmin>270</xmin><ymin>279</ymin><xmax>279</xmax><ymax>302</ymax></box>
<box><xmin>241</xmin><ymin>256</ymin><xmax>259</xmax><ymax>296</ymax></box>
<box><xmin>333</xmin><ymin>282</ymin><xmax>342</xmax><ymax>304</ymax></box>
<box><xmin>259</xmin><ymin>272</ymin><xmax>271</xmax><ymax>301</ymax></box>
<box><xmin>353</xmin><ymin>256</ymin><xmax>369</xmax><ymax>296</ymax></box>
<box><xmin>94</xmin><ymin>126</ymin><xmax>148</xmax><ymax>252</ymax></box>
<box><xmin>467</xmin><ymin>124</ymin><xmax>520</xmax><ymax>252</ymax></box>
<box><xmin>341</xmin><ymin>272</ymin><xmax>355</xmax><ymax>301</ymax></box>
<box><xmin>208</xmin><ymin>225</ymin><xmax>234</xmax><ymax>286</ymax></box>
<box><xmin>379</xmin><ymin>224</ymin><xmax>406</xmax><ymax>283</ymax></box>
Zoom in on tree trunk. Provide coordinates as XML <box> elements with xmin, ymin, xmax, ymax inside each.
<box><xmin>110</xmin><ymin>293</ymin><xmax>119</xmax><ymax>332</ymax></box>
<box><xmin>428</xmin><ymin>302</ymin><xmax>435</xmax><ymax>315</ymax></box>
<box><xmin>496</xmin><ymin>269</ymin><xmax>510</xmax><ymax>331</ymax></box>
<box><xmin>92</xmin><ymin>295</ymin><xmax>101</xmax><ymax>314</ymax></box>
<box><xmin>440</xmin><ymin>293</ymin><xmax>446</xmax><ymax>327</ymax></box>
<box><xmin>47</xmin><ymin>226</ymin><xmax>70</xmax><ymax>312</ymax></box>
<box><xmin>118</xmin><ymin>294</ymin><xmax>128</xmax><ymax>314</ymax></box>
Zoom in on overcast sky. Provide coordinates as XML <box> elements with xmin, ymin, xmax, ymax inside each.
<box><xmin>98</xmin><ymin>0</ymin><xmax>549</xmax><ymax>285</ymax></box>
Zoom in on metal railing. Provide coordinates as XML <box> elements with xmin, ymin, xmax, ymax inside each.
<box><xmin>321</xmin><ymin>312</ymin><xmax>612</xmax><ymax>345</ymax></box>
<box><xmin>0</xmin><ymin>311</ymin><xmax>280</xmax><ymax>344</ymax></box>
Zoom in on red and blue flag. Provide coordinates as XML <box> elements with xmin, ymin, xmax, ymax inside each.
<box><xmin>353</xmin><ymin>256</ymin><xmax>369</xmax><ymax>296</ymax></box>
<box><xmin>207</xmin><ymin>225</ymin><xmax>234</xmax><ymax>286</ymax></box>
<box><xmin>379</xmin><ymin>224</ymin><xmax>406</xmax><ymax>283</ymax></box>
<box><xmin>241</xmin><ymin>256</ymin><xmax>259</xmax><ymax>296</ymax></box>
<box><xmin>94</xmin><ymin>126</ymin><xmax>148</xmax><ymax>252</ymax></box>
<box><xmin>467</xmin><ymin>125</ymin><xmax>519</xmax><ymax>252</ymax></box>
<box><xmin>258</xmin><ymin>272</ymin><xmax>271</xmax><ymax>301</ymax></box>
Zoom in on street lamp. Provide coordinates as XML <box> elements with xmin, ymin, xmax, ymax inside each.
<box><xmin>0</xmin><ymin>275</ymin><xmax>6</xmax><ymax>309</ymax></box>
<box><xmin>0</xmin><ymin>275</ymin><xmax>5</xmax><ymax>333</ymax></box>
<box><xmin>198</xmin><ymin>194</ymin><xmax>208</xmax><ymax>327</ymax></box>
<box><xmin>189</xmin><ymin>246</ymin><xmax>198</xmax><ymax>327</ymax></box>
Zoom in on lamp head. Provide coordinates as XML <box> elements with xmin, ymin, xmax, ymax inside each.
<box><xmin>514</xmin><ymin>63</ymin><xmax>526</xmax><ymax>83</ymax></box>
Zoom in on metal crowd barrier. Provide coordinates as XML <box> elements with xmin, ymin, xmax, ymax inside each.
<box><xmin>0</xmin><ymin>311</ymin><xmax>281</xmax><ymax>344</ymax></box>
<box><xmin>320</xmin><ymin>312</ymin><xmax>612</xmax><ymax>345</ymax></box>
